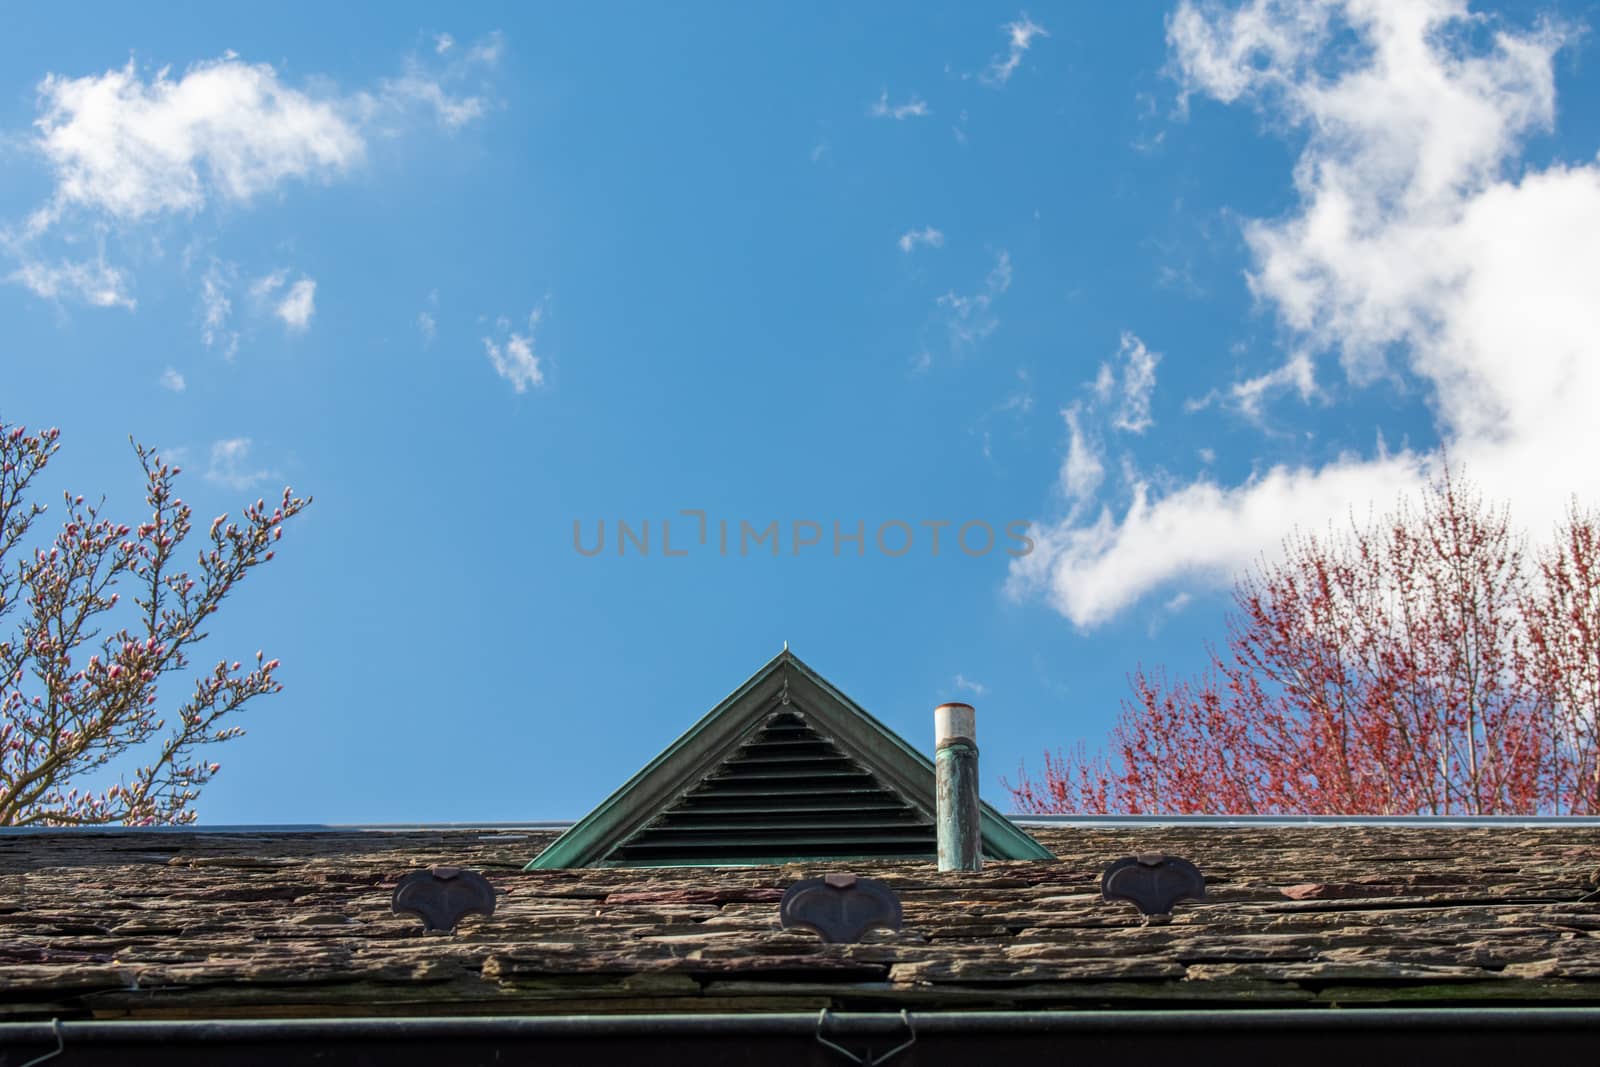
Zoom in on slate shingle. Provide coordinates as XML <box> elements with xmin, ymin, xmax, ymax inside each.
<box><xmin>1</xmin><ymin>823</ymin><xmax>1597</xmax><ymax>1019</ymax></box>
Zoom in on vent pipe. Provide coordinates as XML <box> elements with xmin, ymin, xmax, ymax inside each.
<box><xmin>935</xmin><ymin>702</ymin><xmax>981</xmax><ymax>872</ymax></box>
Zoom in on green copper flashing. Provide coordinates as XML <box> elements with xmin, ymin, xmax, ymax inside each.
<box><xmin>526</xmin><ymin>649</ymin><xmax>1054</xmax><ymax>868</ymax></box>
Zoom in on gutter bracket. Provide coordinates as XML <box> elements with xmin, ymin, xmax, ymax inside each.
<box><xmin>18</xmin><ymin>1017</ymin><xmax>63</xmax><ymax>1067</ymax></box>
<box><xmin>814</xmin><ymin>1009</ymin><xmax>916</xmax><ymax>1066</ymax></box>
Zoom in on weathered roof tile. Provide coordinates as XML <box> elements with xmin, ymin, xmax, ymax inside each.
<box><xmin>1</xmin><ymin>823</ymin><xmax>1598</xmax><ymax>1017</ymax></box>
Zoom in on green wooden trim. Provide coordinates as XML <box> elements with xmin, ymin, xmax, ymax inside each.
<box><xmin>526</xmin><ymin>649</ymin><xmax>1054</xmax><ymax>868</ymax></box>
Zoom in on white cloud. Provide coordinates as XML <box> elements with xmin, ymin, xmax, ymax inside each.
<box><xmin>375</xmin><ymin>66</ymin><xmax>486</xmax><ymax>130</ymax></box>
<box><xmin>1091</xmin><ymin>362</ymin><xmax>1115</xmax><ymax>404</ymax></box>
<box><xmin>434</xmin><ymin>33</ymin><xmax>455</xmax><ymax>55</ymax></box>
<box><xmin>418</xmin><ymin>288</ymin><xmax>439</xmax><ymax>346</ymax></box>
<box><xmin>249</xmin><ymin>269</ymin><xmax>283</xmax><ymax>299</ymax></box>
<box><xmin>8</xmin><ymin>255</ymin><xmax>134</xmax><ymax>308</ymax></box>
<box><xmin>29</xmin><ymin>57</ymin><xmax>363</xmax><ymax>227</ymax></box>
<box><xmin>1009</xmin><ymin>453</ymin><xmax>1431</xmax><ymax>628</ymax></box>
<box><xmin>249</xmin><ymin>269</ymin><xmax>314</xmax><ymax>331</ymax></box>
<box><xmin>1060</xmin><ymin>406</ymin><xmax>1105</xmax><ymax>504</ymax></box>
<box><xmin>467</xmin><ymin>32</ymin><xmax>505</xmax><ymax>67</ymax></box>
<box><xmin>983</xmin><ymin>13</ymin><xmax>1048</xmax><ymax>86</ymax></box>
<box><xmin>205</xmin><ymin>437</ymin><xmax>271</xmax><ymax>490</ymax></box>
<box><xmin>1229</xmin><ymin>350</ymin><xmax>1316</xmax><ymax>421</ymax></box>
<box><xmin>868</xmin><ymin>91</ymin><xmax>930</xmax><ymax>120</ymax></box>
<box><xmin>197</xmin><ymin>260</ymin><xmax>315</xmax><ymax>351</ymax></box>
<box><xmin>483</xmin><ymin>304</ymin><xmax>548</xmax><ymax>393</ymax></box>
<box><xmin>159</xmin><ymin>366</ymin><xmax>185</xmax><ymax>392</ymax></box>
<box><xmin>200</xmin><ymin>261</ymin><xmax>237</xmax><ymax>357</ymax></box>
<box><xmin>897</xmin><ymin>225</ymin><xmax>944</xmax><ymax>253</ymax></box>
<box><xmin>274</xmin><ymin>277</ymin><xmax>316</xmax><ymax>331</ymax></box>
<box><xmin>1108</xmin><ymin>331</ymin><xmax>1161</xmax><ymax>434</ymax></box>
<box><xmin>954</xmin><ymin>674</ymin><xmax>988</xmax><ymax>697</ymax></box>
<box><xmin>1010</xmin><ymin>0</ymin><xmax>1600</xmax><ymax>628</ymax></box>
<box><xmin>7</xmin><ymin>42</ymin><xmax>501</xmax><ymax>310</ymax></box>
<box><xmin>937</xmin><ymin>250</ymin><xmax>1011</xmax><ymax>350</ymax></box>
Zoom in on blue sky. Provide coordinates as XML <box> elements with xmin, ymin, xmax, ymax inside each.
<box><xmin>4</xmin><ymin>1</ymin><xmax>1599</xmax><ymax>822</ymax></box>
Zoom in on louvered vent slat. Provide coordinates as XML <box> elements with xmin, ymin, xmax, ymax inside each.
<box><xmin>609</xmin><ymin>709</ymin><xmax>937</xmax><ymax>863</ymax></box>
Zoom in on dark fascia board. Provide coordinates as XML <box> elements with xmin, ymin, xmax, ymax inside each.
<box><xmin>5</xmin><ymin>1010</ymin><xmax>1600</xmax><ymax>1062</ymax></box>
<box><xmin>526</xmin><ymin>649</ymin><xmax>1052</xmax><ymax>868</ymax></box>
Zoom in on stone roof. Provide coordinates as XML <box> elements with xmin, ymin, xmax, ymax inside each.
<box><xmin>2</xmin><ymin>823</ymin><xmax>1599</xmax><ymax>1020</ymax></box>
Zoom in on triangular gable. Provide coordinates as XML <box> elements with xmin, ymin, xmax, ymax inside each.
<box><xmin>527</xmin><ymin>649</ymin><xmax>1054</xmax><ymax>868</ymax></box>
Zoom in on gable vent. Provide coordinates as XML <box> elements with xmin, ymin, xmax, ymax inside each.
<box><xmin>525</xmin><ymin>648</ymin><xmax>1055</xmax><ymax>869</ymax></box>
<box><xmin>608</xmin><ymin>710</ymin><xmax>936</xmax><ymax>864</ymax></box>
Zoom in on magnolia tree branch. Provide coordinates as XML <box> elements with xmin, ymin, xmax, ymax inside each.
<box><xmin>0</xmin><ymin>423</ymin><xmax>310</xmax><ymax>826</ymax></box>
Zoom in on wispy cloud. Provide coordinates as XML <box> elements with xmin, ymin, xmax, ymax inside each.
<box><xmin>200</xmin><ymin>261</ymin><xmax>237</xmax><ymax>357</ymax></box>
<box><xmin>1232</xmin><ymin>351</ymin><xmax>1316</xmax><ymax>421</ymax></box>
<box><xmin>8</xmin><ymin>254</ymin><xmax>134</xmax><ymax>309</ymax></box>
<box><xmin>897</xmin><ymin>226</ymin><xmax>944</xmax><ymax>253</ymax></box>
<box><xmin>936</xmin><ymin>250</ymin><xmax>1011</xmax><ymax>351</ymax></box>
<box><xmin>249</xmin><ymin>269</ymin><xmax>285</xmax><ymax>301</ymax></box>
<box><xmin>418</xmin><ymin>288</ymin><xmax>439</xmax><ymax>346</ymax></box>
<box><xmin>983</xmin><ymin>13</ymin><xmax>1048</xmax><ymax>86</ymax></box>
<box><xmin>275</xmin><ymin>278</ymin><xmax>316</xmax><ymax>331</ymax></box>
<box><xmin>466</xmin><ymin>32</ymin><xmax>504</xmax><ymax>67</ymax></box>
<box><xmin>1060</xmin><ymin>405</ymin><xmax>1105</xmax><ymax>505</ymax></box>
<box><xmin>205</xmin><ymin>437</ymin><xmax>271</xmax><ymax>490</ymax></box>
<box><xmin>972</xmin><ymin>368</ymin><xmax>1035</xmax><ymax>458</ymax></box>
<box><xmin>483</xmin><ymin>302</ymin><xmax>549</xmax><ymax>393</ymax></box>
<box><xmin>365</xmin><ymin>35</ymin><xmax>502</xmax><ymax>133</ymax></box>
<box><xmin>868</xmin><ymin>90</ymin><xmax>929</xmax><ymax>120</ymax></box>
<box><xmin>160</xmin><ymin>367</ymin><xmax>186</xmax><ymax>392</ymax></box>
<box><xmin>953</xmin><ymin>674</ymin><xmax>987</xmax><ymax>697</ymax></box>
<box><xmin>1011</xmin><ymin>0</ymin><xmax>1600</xmax><ymax>628</ymax></box>
<box><xmin>250</xmin><ymin>269</ymin><xmax>316</xmax><ymax>332</ymax></box>
<box><xmin>1106</xmin><ymin>332</ymin><xmax>1161</xmax><ymax>434</ymax></box>
<box><xmin>377</xmin><ymin>72</ymin><xmax>485</xmax><ymax>129</ymax></box>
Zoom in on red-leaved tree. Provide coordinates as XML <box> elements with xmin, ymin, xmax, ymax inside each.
<box><xmin>1007</xmin><ymin>472</ymin><xmax>1600</xmax><ymax>815</ymax></box>
<box><xmin>0</xmin><ymin>422</ymin><xmax>309</xmax><ymax>826</ymax></box>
